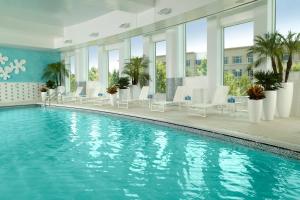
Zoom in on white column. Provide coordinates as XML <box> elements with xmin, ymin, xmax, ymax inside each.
<box><xmin>166</xmin><ymin>27</ymin><xmax>184</xmax><ymax>100</ymax></box>
<box><xmin>62</xmin><ymin>52</ymin><xmax>71</xmax><ymax>92</ymax></box>
<box><xmin>143</xmin><ymin>36</ymin><xmax>155</xmax><ymax>94</ymax></box>
<box><xmin>99</xmin><ymin>45</ymin><xmax>109</xmax><ymax>93</ymax></box>
<box><xmin>207</xmin><ymin>16</ymin><xmax>222</xmax><ymax>99</ymax></box>
<box><xmin>75</xmin><ymin>47</ymin><xmax>88</xmax><ymax>94</ymax></box>
<box><xmin>177</xmin><ymin>25</ymin><xmax>185</xmax><ymax>79</ymax></box>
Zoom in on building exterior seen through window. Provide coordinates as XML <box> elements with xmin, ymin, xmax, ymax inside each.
<box><xmin>223</xmin><ymin>22</ymin><xmax>254</xmax><ymax>96</ymax></box>
<box><xmin>185</xmin><ymin>18</ymin><xmax>207</xmax><ymax>77</ymax></box>
<box><xmin>232</xmin><ymin>56</ymin><xmax>242</xmax><ymax>64</ymax></box>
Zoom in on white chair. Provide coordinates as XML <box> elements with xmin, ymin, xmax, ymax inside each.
<box><xmin>60</xmin><ymin>86</ymin><xmax>83</xmax><ymax>103</ymax></box>
<box><xmin>151</xmin><ymin>86</ymin><xmax>187</xmax><ymax>112</ymax></box>
<box><xmin>93</xmin><ymin>94</ymin><xmax>110</xmax><ymax>106</ymax></box>
<box><xmin>78</xmin><ymin>87</ymin><xmax>101</xmax><ymax>103</ymax></box>
<box><xmin>188</xmin><ymin>86</ymin><xmax>229</xmax><ymax>117</ymax></box>
<box><xmin>117</xmin><ymin>88</ymin><xmax>131</xmax><ymax>109</ymax></box>
<box><xmin>129</xmin><ymin>86</ymin><xmax>150</xmax><ymax>107</ymax></box>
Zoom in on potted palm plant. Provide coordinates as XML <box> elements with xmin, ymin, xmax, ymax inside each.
<box><xmin>254</xmin><ymin>71</ymin><xmax>281</xmax><ymax>121</ymax></box>
<box><xmin>249</xmin><ymin>32</ymin><xmax>283</xmax><ymax>76</ymax></box>
<box><xmin>106</xmin><ymin>85</ymin><xmax>118</xmax><ymax>106</ymax></box>
<box><xmin>247</xmin><ymin>85</ymin><xmax>265</xmax><ymax>123</ymax></box>
<box><xmin>42</xmin><ymin>61</ymin><xmax>69</xmax><ymax>87</ymax></box>
<box><xmin>277</xmin><ymin>32</ymin><xmax>300</xmax><ymax>118</ymax></box>
<box><xmin>122</xmin><ymin>56</ymin><xmax>150</xmax><ymax>99</ymax></box>
<box><xmin>117</xmin><ymin>77</ymin><xmax>130</xmax><ymax>101</ymax></box>
<box><xmin>46</xmin><ymin>80</ymin><xmax>57</xmax><ymax>96</ymax></box>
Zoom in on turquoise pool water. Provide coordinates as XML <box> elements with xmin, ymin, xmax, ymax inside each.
<box><xmin>0</xmin><ymin>106</ymin><xmax>300</xmax><ymax>200</ymax></box>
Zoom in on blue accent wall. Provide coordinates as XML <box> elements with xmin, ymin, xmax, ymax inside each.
<box><xmin>0</xmin><ymin>46</ymin><xmax>60</xmax><ymax>83</ymax></box>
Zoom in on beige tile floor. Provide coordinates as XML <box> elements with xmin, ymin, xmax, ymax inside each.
<box><xmin>48</xmin><ymin>101</ymin><xmax>300</xmax><ymax>154</ymax></box>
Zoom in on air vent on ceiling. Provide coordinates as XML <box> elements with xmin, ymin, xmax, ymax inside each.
<box><xmin>119</xmin><ymin>23</ymin><xmax>130</xmax><ymax>29</ymax></box>
<box><xmin>158</xmin><ymin>8</ymin><xmax>172</xmax><ymax>15</ymax></box>
<box><xmin>64</xmin><ymin>39</ymin><xmax>72</xmax><ymax>44</ymax></box>
<box><xmin>89</xmin><ymin>32</ymin><xmax>99</xmax><ymax>37</ymax></box>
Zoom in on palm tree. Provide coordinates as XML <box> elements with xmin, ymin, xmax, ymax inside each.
<box><xmin>42</xmin><ymin>61</ymin><xmax>69</xmax><ymax>86</ymax></box>
<box><xmin>122</xmin><ymin>56</ymin><xmax>150</xmax><ymax>87</ymax></box>
<box><xmin>249</xmin><ymin>32</ymin><xmax>283</xmax><ymax>77</ymax></box>
<box><xmin>280</xmin><ymin>31</ymin><xmax>300</xmax><ymax>82</ymax></box>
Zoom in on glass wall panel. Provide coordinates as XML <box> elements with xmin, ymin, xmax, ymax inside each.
<box><xmin>223</xmin><ymin>22</ymin><xmax>254</xmax><ymax>96</ymax></box>
<box><xmin>155</xmin><ymin>41</ymin><xmax>167</xmax><ymax>93</ymax></box>
<box><xmin>276</xmin><ymin>0</ymin><xmax>300</xmax><ymax>72</ymax></box>
<box><xmin>70</xmin><ymin>56</ymin><xmax>77</xmax><ymax>93</ymax></box>
<box><xmin>276</xmin><ymin>0</ymin><xmax>300</xmax><ymax>35</ymax></box>
<box><xmin>131</xmin><ymin>36</ymin><xmax>143</xmax><ymax>58</ymax></box>
<box><xmin>185</xmin><ymin>18</ymin><xmax>207</xmax><ymax>77</ymax></box>
<box><xmin>88</xmin><ymin>46</ymin><xmax>99</xmax><ymax>81</ymax></box>
<box><xmin>108</xmin><ymin>50</ymin><xmax>120</xmax><ymax>86</ymax></box>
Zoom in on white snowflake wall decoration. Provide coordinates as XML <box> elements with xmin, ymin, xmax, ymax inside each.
<box><xmin>0</xmin><ymin>53</ymin><xmax>26</xmax><ymax>80</ymax></box>
<box><xmin>11</xmin><ymin>59</ymin><xmax>26</xmax><ymax>74</ymax></box>
<box><xmin>0</xmin><ymin>53</ymin><xmax>8</xmax><ymax>65</ymax></box>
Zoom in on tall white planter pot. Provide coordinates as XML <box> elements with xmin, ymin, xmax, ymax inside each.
<box><xmin>130</xmin><ymin>85</ymin><xmax>140</xmax><ymax>100</ymax></box>
<box><xmin>263</xmin><ymin>90</ymin><xmax>277</xmax><ymax>121</ymax></box>
<box><xmin>110</xmin><ymin>94</ymin><xmax>117</xmax><ymax>106</ymax></box>
<box><xmin>49</xmin><ymin>89</ymin><xmax>56</xmax><ymax>96</ymax></box>
<box><xmin>277</xmin><ymin>82</ymin><xmax>294</xmax><ymax>118</ymax></box>
<box><xmin>41</xmin><ymin>92</ymin><xmax>47</xmax><ymax>102</ymax></box>
<box><xmin>248</xmin><ymin>99</ymin><xmax>263</xmax><ymax>123</ymax></box>
<box><xmin>119</xmin><ymin>89</ymin><xmax>129</xmax><ymax>101</ymax></box>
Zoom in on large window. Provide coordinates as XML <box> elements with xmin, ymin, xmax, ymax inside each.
<box><xmin>185</xmin><ymin>18</ymin><xmax>207</xmax><ymax>77</ymax></box>
<box><xmin>108</xmin><ymin>50</ymin><xmax>120</xmax><ymax>86</ymax></box>
<box><xmin>155</xmin><ymin>41</ymin><xmax>167</xmax><ymax>93</ymax></box>
<box><xmin>232</xmin><ymin>56</ymin><xmax>242</xmax><ymax>64</ymax></box>
<box><xmin>130</xmin><ymin>36</ymin><xmax>143</xmax><ymax>58</ymax></box>
<box><xmin>276</xmin><ymin>0</ymin><xmax>300</xmax><ymax>35</ymax></box>
<box><xmin>223</xmin><ymin>22</ymin><xmax>253</xmax><ymax>96</ymax></box>
<box><xmin>276</xmin><ymin>0</ymin><xmax>300</xmax><ymax>71</ymax></box>
<box><xmin>88</xmin><ymin>46</ymin><xmax>99</xmax><ymax>81</ymax></box>
<box><xmin>70</xmin><ymin>56</ymin><xmax>77</xmax><ymax>93</ymax></box>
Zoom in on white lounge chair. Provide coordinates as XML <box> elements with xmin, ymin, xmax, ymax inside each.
<box><xmin>59</xmin><ymin>86</ymin><xmax>83</xmax><ymax>103</ymax></box>
<box><xmin>117</xmin><ymin>88</ymin><xmax>131</xmax><ymax>109</ymax></box>
<box><xmin>150</xmin><ymin>86</ymin><xmax>187</xmax><ymax>112</ymax></box>
<box><xmin>128</xmin><ymin>86</ymin><xmax>150</xmax><ymax>107</ymax></box>
<box><xmin>78</xmin><ymin>87</ymin><xmax>101</xmax><ymax>103</ymax></box>
<box><xmin>188</xmin><ymin>86</ymin><xmax>229</xmax><ymax>117</ymax></box>
<box><xmin>93</xmin><ymin>93</ymin><xmax>110</xmax><ymax>106</ymax></box>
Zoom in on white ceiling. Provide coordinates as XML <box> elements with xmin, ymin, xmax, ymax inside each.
<box><xmin>0</xmin><ymin>0</ymin><xmax>155</xmax><ymax>26</ymax></box>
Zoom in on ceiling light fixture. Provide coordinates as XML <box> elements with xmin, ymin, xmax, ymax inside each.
<box><xmin>158</xmin><ymin>8</ymin><xmax>172</xmax><ymax>15</ymax></box>
<box><xmin>89</xmin><ymin>32</ymin><xmax>99</xmax><ymax>37</ymax></box>
<box><xmin>119</xmin><ymin>23</ymin><xmax>130</xmax><ymax>29</ymax></box>
<box><xmin>64</xmin><ymin>39</ymin><xmax>72</xmax><ymax>44</ymax></box>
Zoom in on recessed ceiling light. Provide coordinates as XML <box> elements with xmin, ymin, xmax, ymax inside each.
<box><xmin>64</xmin><ymin>39</ymin><xmax>72</xmax><ymax>44</ymax></box>
<box><xmin>89</xmin><ymin>32</ymin><xmax>99</xmax><ymax>37</ymax></box>
<box><xmin>158</xmin><ymin>8</ymin><xmax>172</xmax><ymax>15</ymax></box>
<box><xmin>119</xmin><ymin>23</ymin><xmax>130</xmax><ymax>29</ymax></box>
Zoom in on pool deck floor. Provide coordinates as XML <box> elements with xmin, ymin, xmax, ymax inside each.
<box><xmin>44</xmin><ymin>101</ymin><xmax>300</xmax><ymax>156</ymax></box>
